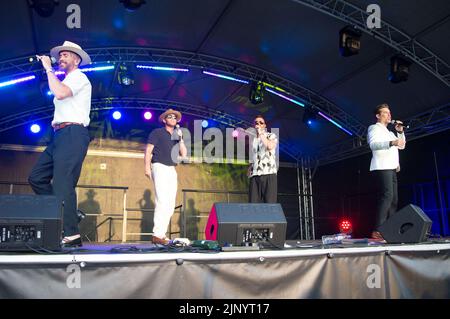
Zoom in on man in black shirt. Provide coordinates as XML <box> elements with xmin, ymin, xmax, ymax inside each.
<box><xmin>145</xmin><ymin>109</ymin><xmax>187</xmax><ymax>244</ymax></box>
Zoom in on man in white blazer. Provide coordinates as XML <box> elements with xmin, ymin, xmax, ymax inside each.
<box><xmin>367</xmin><ymin>103</ymin><xmax>406</xmax><ymax>239</ymax></box>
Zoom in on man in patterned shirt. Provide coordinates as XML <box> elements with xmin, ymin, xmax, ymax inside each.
<box><xmin>248</xmin><ymin>115</ymin><xmax>278</xmax><ymax>203</ymax></box>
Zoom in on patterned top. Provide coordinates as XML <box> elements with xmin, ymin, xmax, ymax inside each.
<box><xmin>250</xmin><ymin>132</ymin><xmax>278</xmax><ymax>177</ymax></box>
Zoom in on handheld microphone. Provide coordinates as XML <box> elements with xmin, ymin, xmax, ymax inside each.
<box><xmin>175</xmin><ymin>124</ymin><xmax>182</xmax><ymax>138</ymax></box>
<box><xmin>390</xmin><ymin>120</ymin><xmax>409</xmax><ymax>129</ymax></box>
<box><xmin>30</xmin><ymin>55</ymin><xmax>57</xmax><ymax>64</ymax></box>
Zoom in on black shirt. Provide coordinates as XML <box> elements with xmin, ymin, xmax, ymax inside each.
<box><xmin>147</xmin><ymin>127</ymin><xmax>180</xmax><ymax>166</ymax></box>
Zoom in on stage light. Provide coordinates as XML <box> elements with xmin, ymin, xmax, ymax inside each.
<box><xmin>120</xmin><ymin>0</ymin><xmax>145</xmax><ymax>11</ymax></box>
<box><xmin>232</xmin><ymin>129</ymin><xmax>239</xmax><ymax>138</ymax></box>
<box><xmin>389</xmin><ymin>55</ymin><xmax>411</xmax><ymax>83</ymax></box>
<box><xmin>28</xmin><ymin>0</ymin><xmax>59</xmax><ymax>18</ymax></box>
<box><xmin>30</xmin><ymin>124</ymin><xmax>41</xmax><ymax>133</ymax></box>
<box><xmin>47</xmin><ymin>90</ymin><xmax>53</xmax><ymax>96</ymax></box>
<box><xmin>117</xmin><ymin>64</ymin><xmax>134</xmax><ymax>86</ymax></box>
<box><xmin>202</xmin><ymin>71</ymin><xmax>249</xmax><ymax>84</ymax></box>
<box><xmin>249</xmin><ymin>81</ymin><xmax>264</xmax><ymax>105</ymax></box>
<box><xmin>302</xmin><ymin>106</ymin><xmax>318</xmax><ymax>125</ymax></box>
<box><xmin>339</xmin><ymin>219</ymin><xmax>352</xmax><ymax>234</ymax></box>
<box><xmin>81</xmin><ymin>65</ymin><xmax>114</xmax><ymax>72</ymax></box>
<box><xmin>143</xmin><ymin>111</ymin><xmax>152</xmax><ymax>120</ymax></box>
<box><xmin>339</xmin><ymin>26</ymin><xmax>362</xmax><ymax>57</ymax></box>
<box><xmin>265</xmin><ymin>88</ymin><xmax>305</xmax><ymax>107</ymax></box>
<box><xmin>318</xmin><ymin>112</ymin><xmax>353</xmax><ymax>136</ymax></box>
<box><xmin>53</xmin><ymin>65</ymin><xmax>114</xmax><ymax>77</ymax></box>
<box><xmin>0</xmin><ymin>75</ymin><xmax>36</xmax><ymax>88</ymax></box>
<box><xmin>112</xmin><ymin>111</ymin><xmax>122</xmax><ymax>120</ymax></box>
<box><xmin>202</xmin><ymin>120</ymin><xmax>209</xmax><ymax>128</ymax></box>
<box><xmin>137</xmin><ymin>65</ymin><xmax>189</xmax><ymax>72</ymax></box>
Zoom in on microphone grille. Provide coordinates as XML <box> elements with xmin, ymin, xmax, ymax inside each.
<box><xmin>175</xmin><ymin>124</ymin><xmax>180</xmax><ymax>129</ymax></box>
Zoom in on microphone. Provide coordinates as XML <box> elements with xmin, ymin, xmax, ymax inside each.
<box><xmin>390</xmin><ymin>120</ymin><xmax>409</xmax><ymax>129</ymax></box>
<box><xmin>175</xmin><ymin>124</ymin><xmax>182</xmax><ymax>138</ymax></box>
<box><xmin>30</xmin><ymin>55</ymin><xmax>57</xmax><ymax>64</ymax></box>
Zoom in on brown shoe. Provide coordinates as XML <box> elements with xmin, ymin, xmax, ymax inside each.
<box><xmin>152</xmin><ymin>235</ymin><xmax>170</xmax><ymax>245</ymax></box>
<box><xmin>371</xmin><ymin>231</ymin><xmax>387</xmax><ymax>243</ymax></box>
<box><xmin>371</xmin><ymin>231</ymin><xmax>383</xmax><ymax>239</ymax></box>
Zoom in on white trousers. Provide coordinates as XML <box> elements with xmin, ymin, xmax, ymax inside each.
<box><xmin>151</xmin><ymin>163</ymin><xmax>178</xmax><ymax>238</ymax></box>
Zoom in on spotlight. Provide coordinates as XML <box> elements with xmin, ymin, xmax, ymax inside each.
<box><xmin>143</xmin><ymin>111</ymin><xmax>152</xmax><ymax>120</ymax></box>
<box><xmin>28</xmin><ymin>0</ymin><xmax>59</xmax><ymax>18</ymax></box>
<box><xmin>302</xmin><ymin>106</ymin><xmax>318</xmax><ymax>125</ymax></box>
<box><xmin>120</xmin><ymin>0</ymin><xmax>145</xmax><ymax>11</ymax></box>
<box><xmin>112</xmin><ymin>111</ymin><xmax>122</xmax><ymax>120</ymax></box>
<box><xmin>249</xmin><ymin>81</ymin><xmax>264</xmax><ymax>105</ymax></box>
<box><xmin>389</xmin><ymin>55</ymin><xmax>411</xmax><ymax>83</ymax></box>
<box><xmin>117</xmin><ymin>64</ymin><xmax>134</xmax><ymax>86</ymax></box>
<box><xmin>201</xmin><ymin>120</ymin><xmax>209</xmax><ymax>128</ymax></box>
<box><xmin>30</xmin><ymin>124</ymin><xmax>41</xmax><ymax>134</ymax></box>
<box><xmin>339</xmin><ymin>219</ymin><xmax>353</xmax><ymax>234</ymax></box>
<box><xmin>339</xmin><ymin>26</ymin><xmax>362</xmax><ymax>57</ymax></box>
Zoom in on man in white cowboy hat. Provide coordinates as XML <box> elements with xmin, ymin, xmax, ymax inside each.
<box><xmin>28</xmin><ymin>41</ymin><xmax>92</xmax><ymax>247</ymax></box>
<box><xmin>144</xmin><ymin>109</ymin><xmax>187</xmax><ymax>244</ymax></box>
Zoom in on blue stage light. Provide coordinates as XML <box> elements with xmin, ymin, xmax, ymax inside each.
<box><xmin>0</xmin><ymin>75</ymin><xmax>36</xmax><ymax>88</ymax></box>
<box><xmin>144</xmin><ymin>111</ymin><xmax>152</xmax><ymax>120</ymax></box>
<box><xmin>30</xmin><ymin>124</ymin><xmax>41</xmax><ymax>133</ymax></box>
<box><xmin>202</xmin><ymin>120</ymin><xmax>209</xmax><ymax>128</ymax></box>
<box><xmin>112</xmin><ymin>111</ymin><xmax>122</xmax><ymax>120</ymax></box>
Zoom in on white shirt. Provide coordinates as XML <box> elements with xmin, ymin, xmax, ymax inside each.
<box><xmin>52</xmin><ymin>69</ymin><xmax>92</xmax><ymax>127</ymax></box>
<box><xmin>367</xmin><ymin>122</ymin><xmax>406</xmax><ymax>171</ymax></box>
<box><xmin>250</xmin><ymin>132</ymin><xmax>278</xmax><ymax>177</ymax></box>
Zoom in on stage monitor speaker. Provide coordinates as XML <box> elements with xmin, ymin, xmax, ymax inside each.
<box><xmin>379</xmin><ymin>204</ymin><xmax>432</xmax><ymax>244</ymax></box>
<box><xmin>0</xmin><ymin>194</ymin><xmax>63</xmax><ymax>251</ymax></box>
<box><xmin>205</xmin><ymin>203</ymin><xmax>287</xmax><ymax>247</ymax></box>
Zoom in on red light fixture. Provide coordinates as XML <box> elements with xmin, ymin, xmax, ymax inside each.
<box><xmin>339</xmin><ymin>219</ymin><xmax>352</xmax><ymax>234</ymax></box>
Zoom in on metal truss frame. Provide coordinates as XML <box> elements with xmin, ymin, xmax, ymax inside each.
<box><xmin>291</xmin><ymin>0</ymin><xmax>450</xmax><ymax>87</ymax></box>
<box><xmin>297</xmin><ymin>157</ymin><xmax>316</xmax><ymax>240</ymax></box>
<box><xmin>0</xmin><ymin>97</ymin><xmax>301</xmax><ymax>160</ymax></box>
<box><xmin>0</xmin><ymin>47</ymin><xmax>367</xmax><ymax>138</ymax></box>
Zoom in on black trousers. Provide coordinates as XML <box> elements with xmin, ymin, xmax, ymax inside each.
<box><xmin>372</xmin><ymin>169</ymin><xmax>398</xmax><ymax>230</ymax></box>
<box><xmin>28</xmin><ymin>125</ymin><xmax>90</xmax><ymax>236</ymax></box>
<box><xmin>249</xmin><ymin>174</ymin><xmax>277</xmax><ymax>203</ymax></box>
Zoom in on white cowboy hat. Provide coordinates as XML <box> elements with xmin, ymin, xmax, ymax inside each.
<box><xmin>50</xmin><ymin>41</ymin><xmax>91</xmax><ymax>66</ymax></box>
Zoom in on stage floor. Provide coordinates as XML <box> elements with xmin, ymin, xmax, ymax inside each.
<box><xmin>1</xmin><ymin>239</ymin><xmax>449</xmax><ymax>299</ymax></box>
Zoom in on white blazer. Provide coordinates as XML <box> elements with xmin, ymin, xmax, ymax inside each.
<box><xmin>367</xmin><ymin>122</ymin><xmax>406</xmax><ymax>171</ymax></box>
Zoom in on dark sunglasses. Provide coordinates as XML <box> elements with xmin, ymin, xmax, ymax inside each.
<box><xmin>254</xmin><ymin>120</ymin><xmax>265</xmax><ymax>125</ymax></box>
